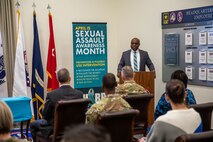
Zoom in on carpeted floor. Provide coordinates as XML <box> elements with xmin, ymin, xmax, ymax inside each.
<box><xmin>11</xmin><ymin>128</ymin><xmax>32</xmax><ymax>141</ymax></box>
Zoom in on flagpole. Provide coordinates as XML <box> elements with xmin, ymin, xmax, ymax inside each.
<box><xmin>46</xmin><ymin>4</ymin><xmax>59</xmax><ymax>92</ymax></box>
<box><xmin>15</xmin><ymin>1</ymin><xmax>20</xmax><ymax>9</ymax></box>
<box><xmin>31</xmin><ymin>5</ymin><xmax>44</xmax><ymax>120</ymax></box>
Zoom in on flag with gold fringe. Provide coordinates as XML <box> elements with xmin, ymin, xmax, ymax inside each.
<box><xmin>31</xmin><ymin>11</ymin><xmax>44</xmax><ymax>120</ymax></box>
<box><xmin>46</xmin><ymin>12</ymin><xmax>59</xmax><ymax>92</ymax></box>
<box><xmin>13</xmin><ymin>10</ymin><xmax>31</xmax><ymax>98</ymax></box>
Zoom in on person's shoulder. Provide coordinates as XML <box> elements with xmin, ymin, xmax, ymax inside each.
<box><xmin>108</xmin><ymin>94</ymin><xmax>127</xmax><ymax>102</ymax></box>
<box><xmin>47</xmin><ymin>86</ymin><xmax>64</xmax><ymax>95</ymax></box>
<box><xmin>107</xmin><ymin>94</ymin><xmax>131</xmax><ymax>107</ymax></box>
<box><xmin>186</xmin><ymin>89</ymin><xmax>194</xmax><ymax>95</ymax></box>
<box><xmin>123</xmin><ymin>49</ymin><xmax>131</xmax><ymax>54</ymax></box>
<box><xmin>186</xmin><ymin>89</ymin><xmax>196</xmax><ymax>99</ymax></box>
<box><xmin>74</xmin><ymin>89</ymin><xmax>83</xmax><ymax>95</ymax></box>
<box><xmin>155</xmin><ymin>113</ymin><xmax>168</xmax><ymax>122</ymax></box>
<box><xmin>116</xmin><ymin>84</ymin><xmax>125</xmax><ymax>92</ymax></box>
<box><xmin>134</xmin><ymin>82</ymin><xmax>145</xmax><ymax>88</ymax></box>
<box><xmin>116</xmin><ymin>83</ymin><xmax>125</xmax><ymax>88</ymax></box>
<box><xmin>87</xmin><ymin>98</ymin><xmax>107</xmax><ymax>113</ymax></box>
<box><xmin>46</xmin><ymin>90</ymin><xmax>56</xmax><ymax>100</ymax></box>
<box><xmin>158</xmin><ymin>92</ymin><xmax>166</xmax><ymax>99</ymax></box>
<box><xmin>71</xmin><ymin>89</ymin><xmax>83</xmax><ymax>98</ymax></box>
<box><xmin>139</xmin><ymin>50</ymin><xmax>148</xmax><ymax>55</ymax></box>
<box><xmin>116</xmin><ymin>82</ymin><xmax>127</xmax><ymax>89</ymax></box>
<box><xmin>188</xmin><ymin>108</ymin><xmax>201</xmax><ymax>119</ymax></box>
<box><xmin>46</xmin><ymin>87</ymin><xmax>64</xmax><ymax>98</ymax></box>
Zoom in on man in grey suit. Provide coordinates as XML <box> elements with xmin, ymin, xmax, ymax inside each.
<box><xmin>117</xmin><ymin>38</ymin><xmax>155</xmax><ymax>78</ymax></box>
<box><xmin>30</xmin><ymin>68</ymin><xmax>83</xmax><ymax>141</ymax></box>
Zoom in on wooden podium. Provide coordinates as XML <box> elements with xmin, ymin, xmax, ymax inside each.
<box><xmin>119</xmin><ymin>71</ymin><xmax>155</xmax><ymax>126</ymax></box>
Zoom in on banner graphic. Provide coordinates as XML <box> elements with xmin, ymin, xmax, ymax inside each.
<box><xmin>73</xmin><ymin>22</ymin><xmax>107</xmax><ymax>102</ymax></box>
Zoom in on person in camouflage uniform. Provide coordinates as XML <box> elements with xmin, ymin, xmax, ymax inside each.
<box><xmin>86</xmin><ymin>73</ymin><xmax>131</xmax><ymax>124</ymax></box>
<box><xmin>116</xmin><ymin>66</ymin><xmax>148</xmax><ymax>95</ymax></box>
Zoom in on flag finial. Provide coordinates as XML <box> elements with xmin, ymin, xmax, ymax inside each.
<box><xmin>47</xmin><ymin>4</ymin><xmax>51</xmax><ymax>13</ymax></box>
<box><xmin>15</xmin><ymin>1</ymin><xmax>20</xmax><ymax>9</ymax></box>
<box><xmin>32</xmin><ymin>2</ymin><xmax>36</xmax><ymax>11</ymax></box>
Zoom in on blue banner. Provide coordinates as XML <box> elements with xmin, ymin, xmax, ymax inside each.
<box><xmin>73</xmin><ymin>23</ymin><xmax>107</xmax><ymax>96</ymax></box>
<box><xmin>162</xmin><ymin>6</ymin><xmax>213</xmax><ymax>27</ymax></box>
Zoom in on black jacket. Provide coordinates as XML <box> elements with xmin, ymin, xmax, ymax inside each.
<box><xmin>42</xmin><ymin>85</ymin><xmax>83</xmax><ymax>126</ymax></box>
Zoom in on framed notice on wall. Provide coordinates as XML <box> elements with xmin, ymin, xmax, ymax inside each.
<box><xmin>162</xmin><ymin>5</ymin><xmax>213</xmax><ymax>87</ymax></box>
<box><xmin>208</xmin><ymin>31</ymin><xmax>213</xmax><ymax>45</ymax></box>
<box><xmin>185</xmin><ymin>33</ymin><xmax>193</xmax><ymax>46</ymax></box>
<box><xmin>164</xmin><ymin>34</ymin><xmax>179</xmax><ymax>65</ymax></box>
<box><xmin>199</xmin><ymin>32</ymin><xmax>207</xmax><ymax>45</ymax></box>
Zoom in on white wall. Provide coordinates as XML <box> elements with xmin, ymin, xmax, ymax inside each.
<box><xmin>19</xmin><ymin>0</ymin><xmax>118</xmax><ymax>90</ymax></box>
<box><xmin>19</xmin><ymin>0</ymin><xmax>213</xmax><ymax>114</ymax></box>
<box><xmin>114</xmin><ymin>0</ymin><xmax>213</xmax><ymax>104</ymax></box>
<box><xmin>114</xmin><ymin>0</ymin><xmax>213</xmax><ymax>128</ymax></box>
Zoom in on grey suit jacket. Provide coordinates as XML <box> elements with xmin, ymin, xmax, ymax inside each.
<box><xmin>117</xmin><ymin>49</ymin><xmax>155</xmax><ymax>72</ymax></box>
<box><xmin>42</xmin><ymin>85</ymin><xmax>83</xmax><ymax>126</ymax></box>
<box><xmin>39</xmin><ymin>85</ymin><xmax>83</xmax><ymax>138</ymax></box>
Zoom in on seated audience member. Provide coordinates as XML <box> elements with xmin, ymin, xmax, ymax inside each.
<box><xmin>154</xmin><ymin>70</ymin><xmax>196</xmax><ymax>120</ymax></box>
<box><xmin>116</xmin><ymin>66</ymin><xmax>148</xmax><ymax>95</ymax></box>
<box><xmin>62</xmin><ymin>124</ymin><xmax>111</xmax><ymax>142</ymax></box>
<box><xmin>30</xmin><ymin>68</ymin><xmax>83</xmax><ymax>142</ymax></box>
<box><xmin>0</xmin><ymin>101</ymin><xmax>26</xmax><ymax>142</ymax></box>
<box><xmin>86</xmin><ymin>73</ymin><xmax>131</xmax><ymax>124</ymax></box>
<box><xmin>140</xmin><ymin>79</ymin><xmax>202</xmax><ymax>142</ymax></box>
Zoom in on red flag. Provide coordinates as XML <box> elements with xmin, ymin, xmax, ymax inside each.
<box><xmin>46</xmin><ymin>12</ymin><xmax>59</xmax><ymax>92</ymax></box>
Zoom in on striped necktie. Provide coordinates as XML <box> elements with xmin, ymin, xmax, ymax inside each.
<box><xmin>134</xmin><ymin>51</ymin><xmax>138</xmax><ymax>72</ymax></box>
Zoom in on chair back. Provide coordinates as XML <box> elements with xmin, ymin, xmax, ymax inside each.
<box><xmin>175</xmin><ymin>130</ymin><xmax>213</xmax><ymax>142</ymax></box>
<box><xmin>52</xmin><ymin>98</ymin><xmax>91</xmax><ymax>142</ymax></box>
<box><xmin>97</xmin><ymin>109</ymin><xmax>139</xmax><ymax>142</ymax></box>
<box><xmin>189</xmin><ymin>102</ymin><xmax>213</xmax><ymax>131</ymax></box>
<box><xmin>123</xmin><ymin>94</ymin><xmax>153</xmax><ymax>135</ymax></box>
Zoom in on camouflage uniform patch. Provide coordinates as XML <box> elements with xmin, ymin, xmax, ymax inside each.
<box><xmin>116</xmin><ymin>80</ymin><xmax>148</xmax><ymax>95</ymax></box>
<box><xmin>86</xmin><ymin>94</ymin><xmax>131</xmax><ymax>124</ymax></box>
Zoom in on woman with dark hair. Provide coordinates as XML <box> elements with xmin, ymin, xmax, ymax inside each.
<box><xmin>154</xmin><ymin>70</ymin><xmax>196</xmax><ymax>120</ymax></box>
<box><xmin>140</xmin><ymin>79</ymin><xmax>202</xmax><ymax>142</ymax></box>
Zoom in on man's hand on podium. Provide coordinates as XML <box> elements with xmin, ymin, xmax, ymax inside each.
<box><xmin>152</xmin><ymin>70</ymin><xmax>156</xmax><ymax>79</ymax></box>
